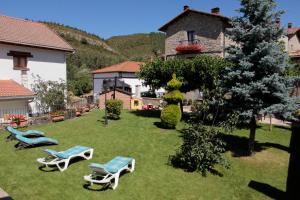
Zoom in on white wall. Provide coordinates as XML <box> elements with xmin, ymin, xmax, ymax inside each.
<box><xmin>93</xmin><ymin>72</ymin><xmax>150</xmax><ymax>99</ymax></box>
<box><xmin>121</xmin><ymin>78</ymin><xmax>149</xmax><ymax>96</ymax></box>
<box><xmin>0</xmin><ymin>43</ymin><xmax>67</xmax><ymax>88</ymax></box>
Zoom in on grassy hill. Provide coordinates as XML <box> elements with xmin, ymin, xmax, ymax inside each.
<box><xmin>43</xmin><ymin>22</ymin><xmax>165</xmax><ymax>95</ymax></box>
<box><xmin>106</xmin><ymin>33</ymin><xmax>165</xmax><ymax>60</ymax></box>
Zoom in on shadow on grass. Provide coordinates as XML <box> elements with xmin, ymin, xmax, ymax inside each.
<box><xmin>82</xmin><ymin>170</ymin><xmax>130</xmax><ymax>191</ymax></box>
<box><xmin>248</xmin><ymin>180</ymin><xmax>285</xmax><ymax>199</ymax></box>
<box><xmin>38</xmin><ymin>157</ymin><xmax>86</xmax><ymax>172</ymax></box>
<box><xmin>0</xmin><ymin>197</ymin><xmax>13</xmax><ymax>200</ymax></box>
<box><xmin>14</xmin><ymin>142</ymin><xmax>58</xmax><ymax>150</ymax></box>
<box><xmin>130</xmin><ymin>110</ymin><xmax>161</xmax><ymax>118</ymax></box>
<box><xmin>222</xmin><ymin>134</ymin><xmax>290</xmax><ymax>157</ymax></box>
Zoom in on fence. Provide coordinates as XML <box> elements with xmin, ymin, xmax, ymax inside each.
<box><xmin>0</xmin><ymin>97</ymin><xmax>95</xmax><ymax>128</ymax></box>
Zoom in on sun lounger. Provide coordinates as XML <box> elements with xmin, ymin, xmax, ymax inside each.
<box><xmin>84</xmin><ymin>156</ymin><xmax>135</xmax><ymax>190</ymax></box>
<box><xmin>15</xmin><ymin>134</ymin><xmax>58</xmax><ymax>149</ymax></box>
<box><xmin>37</xmin><ymin>145</ymin><xmax>94</xmax><ymax>172</ymax></box>
<box><xmin>6</xmin><ymin>126</ymin><xmax>44</xmax><ymax>141</ymax></box>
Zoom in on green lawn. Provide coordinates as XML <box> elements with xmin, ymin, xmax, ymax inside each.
<box><xmin>0</xmin><ymin>110</ymin><xmax>290</xmax><ymax>200</ymax></box>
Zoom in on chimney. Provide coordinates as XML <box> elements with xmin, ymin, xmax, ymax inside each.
<box><xmin>183</xmin><ymin>5</ymin><xmax>189</xmax><ymax>11</ymax></box>
<box><xmin>288</xmin><ymin>22</ymin><xmax>293</xmax><ymax>28</ymax></box>
<box><xmin>211</xmin><ymin>7</ymin><xmax>220</xmax><ymax>15</ymax></box>
<box><xmin>135</xmin><ymin>85</ymin><xmax>141</xmax><ymax>98</ymax></box>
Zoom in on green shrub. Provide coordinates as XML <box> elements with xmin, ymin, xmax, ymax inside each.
<box><xmin>160</xmin><ymin>73</ymin><xmax>183</xmax><ymax>129</ymax></box>
<box><xmin>163</xmin><ymin>90</ymin><xmax>184</xmax><ymax>103</ymax></box>
<box><xmin>106</xmin><ymin>99</ymin><xmax>123</xmax><ymax>119</ymax></box>
<box><xmin>161</xmin><ymin>105</ymin><xmax>181</xmax><ymax>128</ymax></box>
<box><xmin>169</xmin><ymin>124</ymin><xmax>229</xmax><ymax>175</ymax></box>
<box><xmin>166</xmin><ymin>74</ymin><xmax>182</xmax><ymax>90</ymax></box>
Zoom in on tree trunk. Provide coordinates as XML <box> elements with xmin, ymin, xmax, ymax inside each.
<box><xmin>286</xmin><ymin>121</ymin><xmax>300</xmax><ymax>199</ymax></box>
<box><xmin>248</xmin><ymin>115</ymin><xmax>256</xmax><ymax>156</ymax></box>
<box><xmin>269</xmin><ymin>115</ymin><xmax>272</xmax><ymax>132</ymax></box>
<box><xmin>180</xmin><ymin>101</ymin><xmax>183</xmax><ymax>120</ymax></box>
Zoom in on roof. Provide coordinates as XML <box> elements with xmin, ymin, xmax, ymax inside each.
<box><xmin>92</xmin><ymin>61</ymin><xmax>144</xmax><ymax>74</ymax></box>
<box><xmin>159</xmin><ymin>8</ymin><xmax>230</xmax><ymax>32</ymax></box>
<box><xmin>0</xmin><ymin>80</ymin><xmax>35</xmax><ymax>98</ymax></box>
<box><xmin>288</xmin><ymin>27</ymin><xmax>300</xmax><ymax>35</ymax></box>
<box><xmin>0</xmin><ymin>15</ymin><xmax>74</xmax><ymax>52</ymax></box>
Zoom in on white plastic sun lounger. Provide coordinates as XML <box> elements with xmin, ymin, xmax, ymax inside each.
<box><xmin>37</xmin><ymin>145</ymin><xmax>93</xmax><ymax>172</ymax></box>
<box><xmin>84</xmin><ymin>156</ymin><xmax>135</xmax><ymax>190</ymax></box>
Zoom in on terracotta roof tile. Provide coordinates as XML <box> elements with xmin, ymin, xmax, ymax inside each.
<box><xmin>288</xmin><ymin>27</ymin><xmax>300</xmax><ymax>35</ymax></box>
<box><xmin>0</xmin><ymin>80</ymin><xmax>35</xmax><ymax>98</ymax></box>
<box><xmin>92</xmin><ymin>61</ymin><xmax>144</xmax><ymax>74</ymax></box>
<box><xmin>0</xmin><ymin>15</ymin><xmax>74</xmax><ymax>52</ymax></box>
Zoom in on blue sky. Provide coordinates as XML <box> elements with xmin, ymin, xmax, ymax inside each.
<box><xmin>1</xmin><ymin>0</ymin><xmax>299</xmax><ymax>39</ymax></box>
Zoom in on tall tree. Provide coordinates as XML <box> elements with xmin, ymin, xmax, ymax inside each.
<box><xmin>222</xmin><ymin>0</ymin><xmax>298</xmax><ymax>155</ymax></box>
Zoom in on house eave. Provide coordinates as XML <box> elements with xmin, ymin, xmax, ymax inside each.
<box><xmin>0</xmin><ymin>95</ymin><xmax>35</xmax><ymax>100</ymax></box>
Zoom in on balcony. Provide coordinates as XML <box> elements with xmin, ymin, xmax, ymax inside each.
<box><xmin>175</xmin><ymin>40</ymin><xmax>204</xmax><ymax>54</ymax></box>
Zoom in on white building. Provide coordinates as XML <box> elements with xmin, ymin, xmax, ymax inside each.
<box><xmin>92</xmin><ymin>61</ymin><xmax>150</xmax><ymax>101</ymax></box>
<box><xmin>0</xmin><ymin>15</ymin><xmax>74</xmax><ymax>118</ymax></box>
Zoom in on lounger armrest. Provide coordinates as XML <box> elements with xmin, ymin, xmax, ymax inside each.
<box><xmin>89</xmin><ymin>163</ymin><xmax>111</xmax><ymax>174</ymax></box>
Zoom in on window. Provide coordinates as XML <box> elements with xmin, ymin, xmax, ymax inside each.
<box><xmin>187</xmin><ymin>31</ymin><xmax>195</xmax><ymax>43</ymax></box>
<box><xmin>13</xmin><ymin>56</ymin><xmax>27</xmax><ymax>69</ymax></box>
<box><xmin>7</xmin><ymin>51</ymin><xmax>33</xmax><ymax>70</ymax></box>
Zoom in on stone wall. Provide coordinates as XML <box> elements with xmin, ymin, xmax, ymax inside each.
<box><xmin>164</xmin><ymin>12</ymin><xmax>227</xmax><ymax>58</ymax></box>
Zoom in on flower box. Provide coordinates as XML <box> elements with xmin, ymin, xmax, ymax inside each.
<box><xmin>176</xmin><ymin>43</ymin><xmax>204</xmax><ymax>53</ymax></box>
<box><xmin>52</xmin><ymin>116</ymin><xmax>64</xmax><ymax>122</ymax></box>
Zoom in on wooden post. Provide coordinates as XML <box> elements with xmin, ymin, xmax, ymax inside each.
<box><xmin>113</xmin><ymin>77</ymin><xmax>117</xmax><ymax>100</ymax></box>
<box><xmin>286</xmin><ymin>121</ymin><xmax>300</xmax><ymax>199</ymax></box>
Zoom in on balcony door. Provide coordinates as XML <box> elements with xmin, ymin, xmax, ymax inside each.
<box><xmin>187</xmin><ymin>31</ymin><xmax>195</xmax><ymax>44</ymax></box>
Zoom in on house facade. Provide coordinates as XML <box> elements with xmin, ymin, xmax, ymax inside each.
<box><xmin>0</xmin><ymin>15</ymin><xmax>74</xmax><ymax>118</ymax></box>
<box><xmin>287</xmin><ymin>23</ymin><xmax>300</xmax><ymax>63</ymax></box>
<box><xmin>92</xmin><ymin>61</ymin><xmax>150</xmax><ymax>101</ymax></box>
<box><xmin>159</xmin><ymin>6</ymin><xmax>231</xmax><ymax>59</ymax></box>
<box><xmin>160</xmin><ymin>6</ymin><xmax>300</xmax><ymax>62</ymax></box>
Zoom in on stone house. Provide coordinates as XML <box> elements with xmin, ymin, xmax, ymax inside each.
<box><xmin>159</xmin><ymin>6</ymin><xmax>300</xmax><ymax>63</ymax></box>
<box><xmin>159</xmin><ymin>6</ymin><xmax>231</xmax><ymax>59</ymax></box>
<box><xmin>287</xmin><ymin>23</ymin><xmax>300</xmax><ymax>63</ymax></box>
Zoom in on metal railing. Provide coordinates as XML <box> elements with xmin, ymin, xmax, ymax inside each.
<box><xmin>178</xmin><ymin>39</ymin><xmax>201</xmax><ymax>45</ymax></box>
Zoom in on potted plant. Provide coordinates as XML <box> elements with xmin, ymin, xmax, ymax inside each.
<box><xmin>9</xmin><ymin>114</ymin><xmax>27</xmax><ymax>128</ymax></box>
<box><xmin>50</xmin><ymin>110</ymin><xmax>65</xmax><ymax>122</ymax></box>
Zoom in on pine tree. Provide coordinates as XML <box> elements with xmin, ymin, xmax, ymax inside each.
<box><xmin>223</xmin><ymin>0</ymin><xmax>298</xmax><ymax>155</ymax></box>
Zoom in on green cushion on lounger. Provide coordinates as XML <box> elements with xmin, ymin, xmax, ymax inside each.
<box><xmin>15</xmin><ymin>134</ymin><xmax>58</xmax><ymax>145</ymax></box>
<box><xmin>90</xmin><ymin>156</ymin><xmax>133</xmax><ymax>174</ymax></box>
<box><xmin>44</xmin><ymin>146</ymin><xmax>91</xmax><ymax>159</ymax></box>
<box><xmin>6</xmin><ymin>126</ymin><xmax>44</xmax><ymax>136</ymax></box>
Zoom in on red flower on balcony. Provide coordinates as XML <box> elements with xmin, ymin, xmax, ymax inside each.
<box><xmin>176</xmin><ymin>41</ymin><xmax>204</xmax><ymax>53</ymax></box>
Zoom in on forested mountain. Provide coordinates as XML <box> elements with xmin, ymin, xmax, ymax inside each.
<box><xmin>43</xmin><ymin>22</ymin><xmax>165</xmax><ymax>95</ymax></box>
<box><xmin>107</xmin><ymin>33</ymin><xmax>165</xmax><ymax>60</ymax></box>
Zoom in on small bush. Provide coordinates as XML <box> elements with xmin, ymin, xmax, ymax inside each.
<box><xmin>170</xmin><ymin>124</ymin><xmax>229</xmax><ymax>175</ymax></box>
<box><xmin>163</xmin><ymin>90</ymin><xmax>184</xmax><ymax>104</ymax></box>
<box><xmin>166</xmin><ymin>74</ymin><xmax>182</xmax><ymax>90</ymax></box>
<box><xmin>161</xmin><ymin>104</ymin><xmax>181</xmax><ymax>128</ymax></box>
<box><xmin>106</xmin><ymin>99</ymin><xmax>123</xmax><ymax>120</ymax></box>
